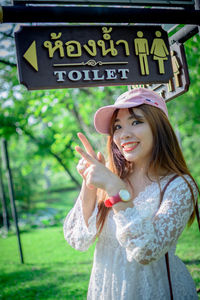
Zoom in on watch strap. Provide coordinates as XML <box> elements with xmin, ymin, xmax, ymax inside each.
<box><xmin>104</xmin><ymin>193</ymin><xmax>122</xmax><ymax>207</ymax></box>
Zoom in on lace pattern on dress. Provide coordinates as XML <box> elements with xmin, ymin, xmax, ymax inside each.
<box><xmin>113</xmin><ymin>175</ymin><xmax>198</xmax><ymax>264</ymax></box>
<box><xmin>64</xmin><ymin>175</ymin><xmax>198</xmax><ymax>300</ymax></box>
<box><xmin>63</xmin><ymin>195</ymin><xmax>98</xmax><ymax>251</ymax></box>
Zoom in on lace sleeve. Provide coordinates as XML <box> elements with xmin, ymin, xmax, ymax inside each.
<box><xmin>63</xmin><ymin>195</ymin><xmax>98</xmax><ymax>251</ymax></box>
<box><xmin>113</xmin><ymin>176</ymin><xmax>198</xmax><ymax>264</ymax></box>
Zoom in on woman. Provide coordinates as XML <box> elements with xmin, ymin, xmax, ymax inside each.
<box><xmin>64</xmin><ymin>88</ymin><xmax>199</xmax><ymax>300</ymax></box>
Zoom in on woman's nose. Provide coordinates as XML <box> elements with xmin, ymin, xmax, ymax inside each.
<box><xmin>120</xmin><ymin>126</ymin><xmax>132</xmax><ymax>139</ymax></box>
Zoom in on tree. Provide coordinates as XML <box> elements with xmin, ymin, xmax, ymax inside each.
<box><xmin>167</xmin><ymin>35</ymin><xmax>200</xmax><ymax>182</ymax></box>
<box><xmin>0</xmin><ymin>19</ymin><xmax>200</xmax><ymax>212</ymax></box>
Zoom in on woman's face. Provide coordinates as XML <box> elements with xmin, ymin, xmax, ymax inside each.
<box><xmin>113</xmin><ymin>108</ymin><xmax>153</xmax><ymax>167</ymax></box>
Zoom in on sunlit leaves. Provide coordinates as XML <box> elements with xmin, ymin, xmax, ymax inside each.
<box><xmin>167</xmin><ymin>35</ymin><xmax>200</xmax><ymax>182</ymax></box>
<box><xmin>0</xmin><ymin>22</ymin><xmax>200</xmax><ymax>205</ymax></box>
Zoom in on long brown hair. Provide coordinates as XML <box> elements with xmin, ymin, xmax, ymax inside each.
<box><xmin>96</xmin><ymin>104</ymin><xmax>199</xmax><ymax>234</ymax></box>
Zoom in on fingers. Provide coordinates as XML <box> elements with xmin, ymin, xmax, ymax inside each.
<box><xmin>77</xmin><ymin>158</ymin><xmax>89</xmax><ymax>173</ymax></box>
<box><xmin>77</xmin><ymin>133</ymin><xmax>106</xmax><ymax>165</ymax></box>
<box><xmin>75</xmin><ymin>145</ymin><xmax>97</xmax><ymax>164</ymax></box>
<box><xmin>83</xmin><ymin>165</ymin><xmax>96</xmax><ymax>189</ymax></box>
<box><xmin>97</xmin><ymin>152</ymin><xmax>106</xmax><ymax>165</ymax></box>
<box><xmin>77</xmin><ymin>159</ymin><xmax>95</xmax><ymax>189</ymax></box>
<box><xmin>77</xmin><ymin>132</ymin><xmax>97</xmax><ymax>159</ymax></box>
<box><xmin>76</xmin><ymin>134</ymin><xmax>107</xmax><ymax>189</ymax></box>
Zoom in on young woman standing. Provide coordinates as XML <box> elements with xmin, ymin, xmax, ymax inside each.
<box><xmin>64</xmin><ymin>88</ymin><xmax>199</xmax><ymax>300</ymax></box>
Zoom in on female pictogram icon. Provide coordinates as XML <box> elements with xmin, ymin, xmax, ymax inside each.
<box><xmin>134</xmin><ymin>31</ymin><xmax>149</xmax><ymax>75</ymax></box>
<box><xmin>168</xmin><ymin>50</ymin><xmax>182</xmax><ymax>92</ymax></box>
<box><xmin>150</xmin><ymin>31</ymin><xmax>169</xmax><ymax>74</ymax></box>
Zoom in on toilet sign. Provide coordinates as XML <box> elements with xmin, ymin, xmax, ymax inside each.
<box><xmin>15</xmin><ymin>25</ymin><xmax>173</xmax><ymax>90</ymax></box>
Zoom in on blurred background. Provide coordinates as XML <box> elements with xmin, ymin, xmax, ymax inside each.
<box><xmin>0</xmin><ymin>9</ymin><xmax>200</xmax><ymax>300</ymax></box>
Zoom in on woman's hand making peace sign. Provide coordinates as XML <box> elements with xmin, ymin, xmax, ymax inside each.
<box><xmin>75</xmin><ymin>132</ymin><xmax>126</xmax><ymax>196</ymax></box>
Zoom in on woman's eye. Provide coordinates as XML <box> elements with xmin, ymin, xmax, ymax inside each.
<box><xmin>132</xmin><ymin>120</ymin><xmax>142</xmax><ymax>126</ymax></box>
<box><xmin>113</xmin><ymin>124</ymin><xmax>121</xmax><ymax>131</ymax></box>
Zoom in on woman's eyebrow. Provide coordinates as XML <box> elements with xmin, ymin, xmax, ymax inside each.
<box><xmin>114</xmin><ymin>114</ymin><xmax>144</xmax><ymax>124</ymax></box>
<box><xmin>128</xmin><ymin>114</ymin><xmax>144</xmax><ymax>120</ymax></box>
<box><xmin>114</xmin><ymin>118</ymin><xmax>120</xmax><ymax>124</ymax></box>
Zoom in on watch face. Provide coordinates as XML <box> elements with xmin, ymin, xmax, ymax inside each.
<box><xmin>119</xmin><ymin>189</ymin><xmax>131</xmax><ymax>202</ymax></box>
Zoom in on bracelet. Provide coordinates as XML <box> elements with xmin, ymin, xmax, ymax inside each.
<box><xmin>104</xmin><ymin>193</ymin><xmax>122</xmax><ymax>207</ymax></box>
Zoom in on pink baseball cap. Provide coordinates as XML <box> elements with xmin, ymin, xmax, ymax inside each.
<box><xmin>94</xmin><ymin>88</ymin><xmax>168</xmax><ymax>134</ymax></box>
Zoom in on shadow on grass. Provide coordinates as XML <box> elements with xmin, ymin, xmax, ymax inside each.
<box><xmin>0</xmin><ymin>268</ymin><xmax>48</xmax><ymax>288</ymax></box>
<box><xmin>0</xmin><ymin>265</ymin><xmax>89</xmax><ymax>300</ymax></box>
<box><xmin>78</xmin><ymin>260</ymin><xmax>93</xmax><ymax>265</ymax></box>
<box><xmin>183</xmin><ymin>259</ymin><xmax>200</xmax><ymax>265</ymax></box>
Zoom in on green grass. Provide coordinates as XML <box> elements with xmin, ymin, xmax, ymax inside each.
<box><xmin>0</xmin><ymin>227</ymin><xmax>95</xmax><ymax>300</ymax></box>
<box><xmin>176</xmin><ymin>220</ymin><xmax>200</xmax><ymax>295</ymax></box>
<box><xmin>0</xmin><ymin>219</ymin><xmax>199</xmax><ymax>299</ymax></box>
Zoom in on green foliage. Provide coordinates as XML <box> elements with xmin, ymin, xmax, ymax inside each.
<box><xmin>167</xmin><ymin>35</ymin><xmax>200</xmax><ymax>183</ymax></box>
<box><xmin>176</xmin><ymin>221</ymin><xmax>200</xmax><ymax>292</ymax></box>
<box><xmin>0</xmin><ymin>23</ymin><xmax>200</xmax><ymax>211</ymax></box>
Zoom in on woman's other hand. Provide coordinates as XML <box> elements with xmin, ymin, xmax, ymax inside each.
<box><xmin>75</xmin><ymin>132</ymin><xmax>125</xmax><ymax>195</ymax></box>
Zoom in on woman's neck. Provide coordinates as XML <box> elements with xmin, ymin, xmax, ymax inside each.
<box><xmin>128</xmin><ymin>165</ymin><xmax>170</xmax><ymax>183</ymax></box>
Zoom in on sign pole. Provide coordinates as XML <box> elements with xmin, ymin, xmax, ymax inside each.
<box><xmin>0</xmin><ymin>5</ymin><xmax>200</xmax><ymax>25</ymax></box>
<box><xmin>0</xmin><ymin>160</ymin><xmax>10</xmax><ymax>232</ymax></box>
<box><xmin>1</xmin><ymin>139</ymin><xmax>24</xmax><ymax>264</ymax></box>
<box><xmin>194</xmin><ymin>0</ymin><xmax>200</xmax><ymax>34</ymax></box>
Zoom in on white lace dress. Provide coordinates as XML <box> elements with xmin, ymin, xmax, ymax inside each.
<box><xmin>63</xmin><ymin>175</ymin><xmax>198</xmax><ymax>300</ymax></box>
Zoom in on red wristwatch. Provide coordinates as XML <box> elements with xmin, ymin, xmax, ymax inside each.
<box><xmin>104</xmin><ymin>189</ymin><xmax>131</xmax><ymax>207</ymax></box>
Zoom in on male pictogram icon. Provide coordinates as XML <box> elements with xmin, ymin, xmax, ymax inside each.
<box><xmin>134</xmin><ymin>31</ymin><xmax>150</xmax><ymax>75</ymax></box>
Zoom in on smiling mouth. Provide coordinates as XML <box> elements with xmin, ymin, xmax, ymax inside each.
<box><xmin>122</xmin><ymin>142</ymin><xmax>139</xmax><ymax>152</ymax></box>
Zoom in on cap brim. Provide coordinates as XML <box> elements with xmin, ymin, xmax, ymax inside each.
<box><xmin>94</xmin><ymin>101</ymin><xmax>144</xmax><ymax>134</ymax></box>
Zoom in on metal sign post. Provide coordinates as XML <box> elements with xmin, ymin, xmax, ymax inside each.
<box><xmin>1</xmin><ymin>139</ymin><xmax>24</xmax><ymax>264</ymax></box>
<box><xmin>0</xmin><ymin>161</ymin><xmax>10</xmax><ymax>232</ymax></box>
<box><xmin>12</xmin><ymin>0</ymin><xmax>195</xmax><ymax>6</ymax></box>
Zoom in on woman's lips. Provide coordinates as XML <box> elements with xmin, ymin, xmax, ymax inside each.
<box><xmin>121</xmin><ymin>142</ymin><xmax>139</xmax><ymax>152</ymax></box>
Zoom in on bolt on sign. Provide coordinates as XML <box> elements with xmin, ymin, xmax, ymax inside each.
<box><xmin>132</xmin><ymin>43</ymin><xmax>190</xmax><ymax>101</ymax></box>
<box><xmin>15</xmin><ymin>25</ymin><xmax>173</xmax><ymax>90</ymax></box>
